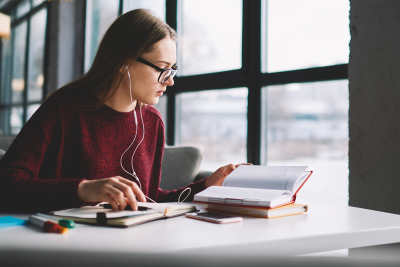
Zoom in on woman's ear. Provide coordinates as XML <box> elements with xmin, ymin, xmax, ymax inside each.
<box><xmin>119</xmin><ymin>65</ymin><xmax>128</xmax><ymax>74</ymax></box>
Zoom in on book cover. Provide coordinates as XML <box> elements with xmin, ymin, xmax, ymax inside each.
<box><xmin>206</xmin><ymin>203</ymin><xmax>308</xmax><ymax>219</ymax></box>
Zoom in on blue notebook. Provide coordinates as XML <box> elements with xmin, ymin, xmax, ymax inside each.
<box><xmin>0</xmin><ymin>216</ymin><xmax>27</xmax><ymax>228</ymax></box>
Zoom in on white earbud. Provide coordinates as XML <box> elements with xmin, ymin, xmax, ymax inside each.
<box><xmin>134</xmin><ymin>110</ymin><xmax>138</xmax><ymax>125</ymax></box>
<box><xmin>125</xmin><ymin>65</ymin><xmax>128</xmax><ymax>70</ymax></box>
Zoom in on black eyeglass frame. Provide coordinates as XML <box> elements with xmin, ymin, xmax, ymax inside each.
<box><xmin>136</xmin><ymin>57</ymin><xmax>179</xmax><ymax>83</ymax></box>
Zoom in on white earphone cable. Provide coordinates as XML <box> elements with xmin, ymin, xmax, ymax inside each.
<box><xmin>120</xmin><ymin>66</ymin><xmax>156</xmax><ymax>203</ymax></box>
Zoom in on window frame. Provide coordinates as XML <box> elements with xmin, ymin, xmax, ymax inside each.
<box><xmin>0</xmin><ymin>0</ymin><xmax>49</xmax><ymax>134</ymax></box>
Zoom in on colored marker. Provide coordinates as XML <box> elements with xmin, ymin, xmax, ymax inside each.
<box><xmin>36</xmin><ymin>213</ymin><xmax>75</xmax><ymax>229</ymax></box>
<box><xmin>28</xmin><ymin>215</ymin><xmax>68</xmax><ymax>234</ymax></box>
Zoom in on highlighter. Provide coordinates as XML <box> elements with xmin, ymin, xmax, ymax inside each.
<box><xmin>28</xmin><ymin>215</ymin><xmax>68</xmax><ymax>234</ymax></box>
<box><xmin>36</xmin><ymin>213</ymin><xmax>75</xmax><ymax>229</ymax></box>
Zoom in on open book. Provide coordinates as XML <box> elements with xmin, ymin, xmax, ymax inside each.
<box><xmin>194</xmin><ymin>165</ymin><xmax>312</xmax><ymax>208</ymax></box>
<box><xmin>51</xmin><ymin>202</ymin><xmax>197</xmax><ymax>228</ymax></box>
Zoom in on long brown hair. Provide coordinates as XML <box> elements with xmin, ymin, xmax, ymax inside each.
<box><xmin>46</xmin><ymin>9</ymin><xmax>176</xmax><ymax>109</ymax></box>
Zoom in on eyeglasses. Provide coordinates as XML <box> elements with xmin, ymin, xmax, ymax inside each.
<box><xmin>136</xmin><ymin>57</ymin><xmax>179</xmax><ymax>83</ymax></box>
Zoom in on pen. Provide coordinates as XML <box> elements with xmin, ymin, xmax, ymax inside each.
<box><xmin>36</xmin><ymin>213</ymin><xmax>75</xmax><ymax>229</ymax></box>
<box><xmin>28</xmin><ymin>215</ymin><xmax>68</xmax><ymax>234</ymax></box>
<box><xmin>100</xmin><ymin>204</ymin><xmax>150</xmax><ymax>211</ymax></box>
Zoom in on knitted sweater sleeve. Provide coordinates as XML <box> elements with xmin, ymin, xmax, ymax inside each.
<box><xmin>0</xmin><ymin>96</ymin><xmax>84</xmax><ymax>213</ymax></box>
<box><xmin>157</xmin><ymin>178</ymin><xmax>207</xmax><ymax>203</ymax></box>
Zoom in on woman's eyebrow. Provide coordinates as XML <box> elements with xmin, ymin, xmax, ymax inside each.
<box><xmin>155</xmin><ymin>60</ymin><xmax>175</xmax><ymax>65</ymax></box>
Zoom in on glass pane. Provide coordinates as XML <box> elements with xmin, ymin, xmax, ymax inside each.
<box><xmin>153</xmin><ymin>94</ymin><xmax>167</xmax><ymax>127</ymax></box>
<box><xmin>27</xmin><ymin>8</ymin><xmax>47</xmax><ymax>102</ymax></box>
<box><xmin>1</xmin><ymin>33</ymin><xmax>12</xmax><ymax>104</ymax></box>
<box><xmin>27</xmin><ymin>104</ymin><xmax>40</xmax><ymax>122</ymax></box>
<box><xmin>262</xmin><ymin>0</ymin><xmax>350</xmax><ymax>73</ymax></box>
<box><xmin>84</xmin><ymin>0</ymin><xmax>119</xmax><ymax>71</ymax></box>
<box><xmin>3</xmin><ymin>106</ymin><xmax>24</xmax><ymax>135</ymax></box>
<box><xmin>0</xmin><ymin>108</ymin><xmax>11</xmax><ymax>135</ymax></box>
<box><xmin>16</xmin><ymin>0</ymin><xmax>30</xmax><ymax>19</ymax></box>
<box><xmin>176</xmin><ymin>88</ymin><xmax>247</xmax><ymax>171</ymax></box>
<box><xmin>32</xmin><ymin>0</ymin><xmax>44</xmax><ymax>8</ymax></box>
<box><xmin>178</xmin><ymin>0</ymin><xmax>242</xmax><ymax>76</ymax></box>
<box><xmin>123</xmin><ymin>0</ymin><xmax>166</xmax><ymax>20</ymax></box>
<box><xmin>11</xmin><ymin>21</ymin><xmax>28</xmax><ymax>104</ymax></box>
<box><xmin>261</xmin><ymin>80</ymin><xmax>349</xmax><ymax>205</ymax></box>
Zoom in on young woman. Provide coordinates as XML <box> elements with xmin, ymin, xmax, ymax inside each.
<box><xmin>0</xmin><ymin>9</ymin><xmax>248</xmax><ymax>213</ymax></box>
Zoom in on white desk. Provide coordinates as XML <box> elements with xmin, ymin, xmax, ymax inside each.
<box><xmin>1</xmin><ymin>200</ymin><xmax>400</xmax><ymax>257</ymax></box>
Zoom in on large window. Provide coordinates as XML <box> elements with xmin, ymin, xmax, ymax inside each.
<box><xmin>172</xmin><ymin>0</ymin><xmax>350</xmax><ymax>205</ymax></box>
<box><xmin>0</xmin><ymin>0</ymin><xmax>48</xmax><ymax>134</ymax></box>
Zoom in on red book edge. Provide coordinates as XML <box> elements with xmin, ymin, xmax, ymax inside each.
<box><xmin>194</xmin><ymin>170</ymin><xmax>313</xmax><ymax>209</ymax></box>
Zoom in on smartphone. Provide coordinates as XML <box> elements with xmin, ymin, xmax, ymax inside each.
<box><xmin>185</xmin><ymin>212</ymin><xmax>243</xmax><ymax>224</ymax></box>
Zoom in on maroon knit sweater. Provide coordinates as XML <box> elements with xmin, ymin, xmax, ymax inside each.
<box><xmin>0</xmin><ymin>92</ymin><xmax>206</xmax><ymax>213</ymax></box>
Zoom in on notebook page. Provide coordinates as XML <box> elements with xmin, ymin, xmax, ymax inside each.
<box><xmin>53</xmin><ymin>206</ymin><xmax>158</xmax><ymax>219</ymax></box>
<box><xmin>138</xmin><ymin>202</ymin><xmax>196</xmax><ymax>213</ymax></box>
<box><xmin>222</xmin><ymin>165</ymin><xmax>308</xmax><ymax>193</ymax></box>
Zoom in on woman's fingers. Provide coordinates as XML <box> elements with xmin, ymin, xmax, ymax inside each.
<box><xmin>111</xmin><ymin>178</ymin><xmax>138</xmax><ymax>211</ymax></box>
<box><xmin>118</xmin><ymin>177</ymin><xmax>146</xmax><ymax>203</ymax></box>
<box><xmin>102</xmin><ymin>193</ymin><xmax>120</xmax><ymax>211</ymax></box>
<box><xmin>104</xmin><ymin>184</ymin><xmax>127</xmax><ymax>211</ymax></box>
<box><xmin>234</xmin><ymin>163</ymin><xmax>252</xmax><ymax>168</ymax></box>
<box><xmin>77</xmin><ymin>176</ymin><xmax>147</xmax><ymax>210</ymax></box>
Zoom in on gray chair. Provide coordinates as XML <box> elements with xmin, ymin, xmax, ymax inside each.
<box><xmin>160</xmin><ymin>145</ymin><xmax>212</xmax><ymax>190</ymax></box>
<box><xmin>0</xmin><ymin>136</ymin><xmax>212</xmax><ymax>190</ymax></box>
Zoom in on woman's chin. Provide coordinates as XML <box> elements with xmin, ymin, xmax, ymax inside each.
<box><xmin>147</xmin><ymin>97</ymin><xmax>160</xmax><ymax>106</ymax></box>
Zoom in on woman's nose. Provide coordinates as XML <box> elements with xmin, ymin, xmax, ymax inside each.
<box><xmin>164</xmin><ymin>76</ymin><xmax>174</xmax><ymax>86</ymax></box>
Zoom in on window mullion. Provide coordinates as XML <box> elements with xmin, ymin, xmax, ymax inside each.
<box><xmin>22</xmin><ymin>7</ymin><xmax>30</xmax><ymax>123</ymax></box>
<box><xmin>243</xmin><ymin>0</ymin><xmax>262</xmax><ymax>165</ymax></box>
<box><xmin>165</xmin><ymin>0</ymin><xmax>178</xmax><ymax>146</ymax></box>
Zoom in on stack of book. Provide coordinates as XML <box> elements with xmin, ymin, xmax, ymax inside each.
<box><xmin>194</xmin><ymin>165</ymin><xmax>312</xmax><ymax>219</ymax></box>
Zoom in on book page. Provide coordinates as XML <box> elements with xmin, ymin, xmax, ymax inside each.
<box><xmin>195</xmin><ymin>186</ymin><xmax>291</xmax><ymax>202</ymax></box>
<box><xmin>222</xmin><ymin>165</ymin><xmax>308</xmax><ymax>193</ymax></box>
<box><xmin>53</xmin><ymin>206</ymin><xmax>158</xmax><ymax>219</ymax></box>
<box><xmin>291</xmin><ymin>171</ymin><xmax>311</xmax><ymax>193</ymax></box>
<box><xmin>138</xmin><ymin>202</ymin><xmax>196</xmax><ymax>213</ymax></box>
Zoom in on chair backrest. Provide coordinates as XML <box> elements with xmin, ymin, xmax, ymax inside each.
<box><xmin>0</xmin><ymin>135</ymin><xmax>15</xmax><ymax>151</ymax></box>
<box><xmin>160</xmin><ymin>146</ymin><xmax>203</xmax><ymax>191</ymax></box>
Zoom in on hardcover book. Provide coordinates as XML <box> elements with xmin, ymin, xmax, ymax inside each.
<box><xmin>207</xmin><ymin>203</ymin><xmax>308</xmax><ymax>219</ymax></box>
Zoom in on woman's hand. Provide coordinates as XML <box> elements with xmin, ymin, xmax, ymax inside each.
<box><xmin>77</xmin><ymin>176</ymin><xmax>146</xmax><ymax>211</ymax></box>
<box><xmin>205</xmin><ymin>163</ymin><xmax>252</xmax><ymax>188</ymax></box>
